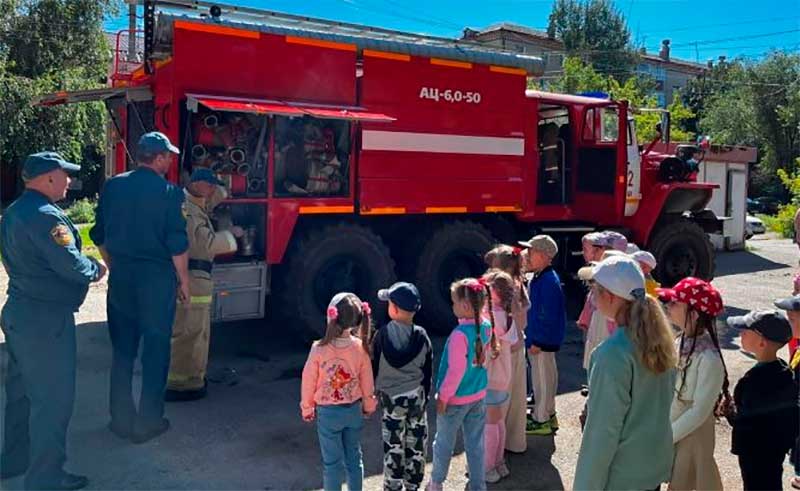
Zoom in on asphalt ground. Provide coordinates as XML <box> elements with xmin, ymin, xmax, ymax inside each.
<box><xmin>0</xmin><ymin>234</ymin><xmax>797</xmax><ymax>490</ymax></box>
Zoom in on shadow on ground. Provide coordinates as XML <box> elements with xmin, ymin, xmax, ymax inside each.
<box><xmin>715</xmin><ymin>250</ymin><xmax>791</xmax><ymax>278</ymax></box>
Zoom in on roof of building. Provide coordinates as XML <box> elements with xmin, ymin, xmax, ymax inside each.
<box><xmin>464</xmin><ymin>22</ymin><xmax>564</xmax><ymax>49</ymax></box>
<box><xmin>464</xmin><ymin>22</ymin><xmax>707</xmax><ymax>74</ymax></box>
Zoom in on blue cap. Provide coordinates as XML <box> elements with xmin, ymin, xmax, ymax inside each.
<box><xmin>378</xmin><ymin>282</ymin><xmax>421</xmax><ymax>312</ymax></box>
<box><xmin>190</xmin><ymin>167</ymin><xmax>224</xmax><ymax>186</ymax></box>
<box><xmin>22</xmin><ymin>152</ymin><xmax>81</xmax><ymax>180</ymax></box>
<box><xmin>137</xmin><ymin>131</ymin><xmax>179</xmax><ymax>158</ymax></box>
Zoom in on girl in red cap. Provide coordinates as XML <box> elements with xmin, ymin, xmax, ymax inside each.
<box><xmin>657</xmin><ymin>278</ymin><xmax>729</xmax><ymax>491</ymax></box>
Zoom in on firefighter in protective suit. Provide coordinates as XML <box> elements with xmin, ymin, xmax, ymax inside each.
<box><xmin>165</xmin><ymin>168</ymin><xmax>242</xmax><ymax>401</ymax></box>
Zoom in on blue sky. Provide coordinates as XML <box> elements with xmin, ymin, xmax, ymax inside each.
<box><xmin>105</xmin><ymin>0</ymin><xmax>800</xmax><ymax>63</ymax></box>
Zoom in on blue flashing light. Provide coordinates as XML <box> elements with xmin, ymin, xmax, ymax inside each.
<box><xmin>578</xmin><ymin>91</ymin><xmax>610</xmax><ymax>99</ymax></box>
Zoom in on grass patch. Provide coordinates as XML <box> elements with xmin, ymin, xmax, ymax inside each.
<box><xmin>77</xmin><ymin>224</ymin><xmax>101</xmax><ymax>260</ymax></box>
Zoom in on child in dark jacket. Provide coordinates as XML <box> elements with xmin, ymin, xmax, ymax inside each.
<box><xmin>727</xmin><ymin>310</ymin><xmax>799</xmax><ymax>491</ymax></box>
<box><xmin>372</xmin><ymin>282</ymin><xmax>432</xmax><ymax>491</ymax></box>
<box><xmin>518</xmin><ymin>234</ymin><xmax>566</xmax><ymax>436</ymax></box>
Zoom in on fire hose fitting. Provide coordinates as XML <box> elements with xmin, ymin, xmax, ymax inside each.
<box><xmin>191</xmin><ymin>145</ymin><xmax>208</xmax><ymax>161</ymax></box>
<box><xmin>236</xmin><ymin>163</ymin><xmax>251</xmax><ymax>176</ymax></box>
<box><xmin>203</xmin><ymin>114</ymin><xmax>219</xmax><ymax>129</ymax></box>
<box><xmin>248</xmin><ymin>178</ymin><xmax>264</xmax><ymax>192</ymax></box>
<box><xmin>229</xmin><ymin>148</ymin><xmax>246</xmax><ymax>164</ymax></box>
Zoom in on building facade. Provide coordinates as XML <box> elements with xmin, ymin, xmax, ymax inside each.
<box><xmin>462</xmin><ymin>23</ymin><xmax>707</xmax><ymax>107</ymax></box>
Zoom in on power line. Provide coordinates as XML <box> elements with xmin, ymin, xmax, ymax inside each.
<box><xmin>641</xmin><ymin>15</ymin><xmax>800</xmax><ymax>35</ymax></box>
<box><xmin>670</xmin><ymin>29</ymin><xmax>800</xmax><ymax>48</ymax></box>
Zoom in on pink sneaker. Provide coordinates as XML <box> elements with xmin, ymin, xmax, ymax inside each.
<box><xmin>425</xmin><ymin>481</ymin><xmax>443</xmax><ymax>491</ymax></box>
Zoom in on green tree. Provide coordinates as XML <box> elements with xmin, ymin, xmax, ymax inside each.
<box><xmin>694</xmin><ymin>53</ymin><xmax>800</xmax><ymax>197</ymax></box>
<box><xmin>0</xmin><ymin>0</ymin><xmax>119</xmax><ymax>202</ymax></box>
<box><xmin>547</xmin><ymin>0</ymin><xmax>637</xmax><ymax>80</ymax></box>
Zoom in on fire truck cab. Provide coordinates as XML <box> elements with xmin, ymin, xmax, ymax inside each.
<box><xmin>35</xmin><ymin>0</ymin><xmax>722</xmax><ymax>337</ymax></box>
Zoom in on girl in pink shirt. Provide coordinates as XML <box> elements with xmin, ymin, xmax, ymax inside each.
<box><xmin>300</xmin><ymin>292</ymin><xmax>377</xmax><ymax>491</ymax></box>
<box><xmin>482</xmin><ymin>270</ymin><xmax>519</xmax><ymax>483</ymax></box>
<box><xmin>484</xmin><ymin>245</ymin><xmax>530</xmax><ymax>455</ymax></box>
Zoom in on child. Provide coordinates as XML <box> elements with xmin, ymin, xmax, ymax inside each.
<box><xmin>484</xmin><ymin>245</ymin><xmax>530</xmax><ymax>454</ymax></box>
<box><xmin>372</xmin><ymin>282</ymin><xmax>432</xmax><ymax>491</ymax></box>
<box><xmin>657</xmin><ymin>278</ymin><xmax>727</xmax><ymax>491</ymax></box>
<box><xmin>519</xmin><ymin>235</ymin><xmax>566</xmax><ymax>436</ymax></box>
<box><xmin>300</xmin><ymin>293</ymin><xmax>377</xmax><ymax>491</ymax></box>
<box><xmin>428</xmin><ymin>278</ymin><xmax>492</xmax><ymax>491</ymax></box>
<box><xmin>575</xmin><ymin>255</ymin><xmax>677</xmax><ymax>490</ymax></box>
<box><xmin>773</xmin><ymin>294</ymin><xmax>800</xmax><ymax>490</ymax></box>
<box><xmin>577</xmin><ymin>232</ymin><xmax>618</xmax><ymax>374</ymax></box>
<box><xmin>482</xmin><ymin>269</ymin><xmax>519</xmax><ymax>483</ymax></box>
<box><xmin>632</xmin><ymin>250</ymin><xmax>660</xmax><ymax>296</ymax></box>
<box><xmin>727</xmin><ymin>310</ymin><xmax>799</xmax><ymax>491</ymax></box>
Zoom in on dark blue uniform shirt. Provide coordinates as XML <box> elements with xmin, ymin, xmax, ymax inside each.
<box><xmin>0</xmin><ymin>190</ymin><xmax>99</xmax><ymax>311</ymax></box>
<box><xmin>90</xmin><ymin>167</ymin><xmax>188</xmax><ymax>266</ymax></box>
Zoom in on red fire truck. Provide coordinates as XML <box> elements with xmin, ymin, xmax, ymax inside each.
<box><xmin>36</xmin><ymin>0</ymin><xmax>721</xmax><ymax>337</ymax></box>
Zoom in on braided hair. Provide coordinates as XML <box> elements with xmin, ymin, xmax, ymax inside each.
<box><xmin>451</xmin><ymin>279</ymin><xmax>489</xmax><ymax>366</ymax></box>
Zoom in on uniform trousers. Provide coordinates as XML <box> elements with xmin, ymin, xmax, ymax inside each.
<box><xmin>1</xmin><ymin>300</ymin><xmax>76</xmax><ymax>489</ymax></box>
<box><xmin>107</xmin><ymin>262</ymin><xmax>177</xmax><ymax>434</ymax></box>
<box><xmin>167</xmin><ymin>273</ymin><xmax>213</xmax><ymax>392</ymax></box>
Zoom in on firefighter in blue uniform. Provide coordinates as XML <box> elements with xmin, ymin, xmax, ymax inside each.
<box><xmin>0</xmin><ymin>152</ymin><xmax>106</xmax><ymax>490</ymax></box>
<box><xmin>90</xmin><ymin>132</ymin><xmax>190</xmax><ymax>444</ymax></box>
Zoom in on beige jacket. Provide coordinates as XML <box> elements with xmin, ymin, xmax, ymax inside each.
<box><xmin>184</xmin><ymin>188</ymin><xmax>237</xmax><ymax>281</ymax></box>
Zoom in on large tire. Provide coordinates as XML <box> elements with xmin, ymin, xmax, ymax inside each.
<box><xmin>414</xmin><ymin>221</ymin><xmax>495</xmax><ymax>334</ymax></box>
<box><xmin>281</xmin><ymin>223</ymin><xmax>396</xmax><ymax>340</ymax></box>
<box><xmin>648</xmin><ymin>219</ymin><xmax>715</xmax><ymax>286</ymax></box>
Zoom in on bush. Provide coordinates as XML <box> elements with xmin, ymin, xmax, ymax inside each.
<box><xmin>760</xmin><ymin>204</ymin><xmax>798</xmax><ymax>238</ymax></box>
<box><xmin>65</xmin><ymin>198</ymin><xmax>95</xmax><ymax>224</ymax></box>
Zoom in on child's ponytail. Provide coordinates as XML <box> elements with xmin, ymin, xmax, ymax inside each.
<box><xmin>484</xmin><ymin>284</ymin><xmax>500</xmax><ymax>359</ymax></box>
<box><xmin>622</xmin><ymin>288</ymin><xmax>678</xmax><ymax>374</ymax></box>
<box><xmin>358</xmin><ymin>301</ymin><xmax>373</xmax><ymax>355</ymax></box>
<box><xmin>470</xmin><ymin>289</ymin><xmax>486</xmax><ymax>366</ymax></box>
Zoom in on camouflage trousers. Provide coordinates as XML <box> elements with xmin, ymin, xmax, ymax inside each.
<box><xmin>380</xmin><ymin>387</ymin><xmax>428</xmax><ymax>491</ymax></box>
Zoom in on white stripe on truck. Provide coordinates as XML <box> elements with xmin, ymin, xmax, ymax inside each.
<box><xmin>362</xmin><ymin>130</ymin><xmax>525</xmax><ymax>156</ymax></box>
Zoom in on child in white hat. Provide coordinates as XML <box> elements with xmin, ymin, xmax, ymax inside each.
<box><xmin>631</xmin><ymin>251</ymin><xmax>660</xmax><ymax>296</ymax></box>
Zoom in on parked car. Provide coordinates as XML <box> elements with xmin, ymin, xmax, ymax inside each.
<box><xmin>747</xmin><ymin>198</ymin><xmax>760</xmax><ymax>214</ymax></box>
<box><xmin>751</xmin><ymin>196</ymin><xmax>783</xmax><ymax>215</ymax></box>
<box><xmin>746</xmin><ymin>215</ymin><xmax>766</xmax><ymax>239</ymax></box>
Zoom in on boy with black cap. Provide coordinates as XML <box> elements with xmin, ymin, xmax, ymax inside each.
<box><xmin>373</xmin><ymin>282</ymin><xmax>433</xmax><ymax>491</ymax></box>
<box><xmin>727</xmin><ymin>310</ymin><xmax>799</xmax><ymax>490</ymax></box>
<box><xmin>774</xmin><ymin>294</ymin><xmax>800</xmax><ymax>490</ymax></box>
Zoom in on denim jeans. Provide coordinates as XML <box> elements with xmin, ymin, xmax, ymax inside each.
<box><xmin>431</xmin><ymin>398</ymin><xmax>487</xmax><ymax>490</ymax></box>
<box><xmin>317</xmin><ymin>401</ymin><xmax>365</xmax><ymax>491</ymax></box>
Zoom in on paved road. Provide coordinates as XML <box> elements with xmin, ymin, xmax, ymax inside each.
<box><xmin>0</xmin><ymin>236</ymin><xmax>797</xmax><ymax>490</ymax></box>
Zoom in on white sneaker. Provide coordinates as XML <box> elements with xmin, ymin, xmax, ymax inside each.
<box><xmin>485</xmin><ymin>468</ymin><xmax>502</xmax><ymax>484</ymax></box>
<box><xmin>497</xmin><ymin>462</ymin><xmax>510</xmax><ymax>478</ymax></box>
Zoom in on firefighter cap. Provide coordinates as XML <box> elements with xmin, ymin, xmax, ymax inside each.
<box><xmin>190</xmin><ymin>167</ymin><xmax>224</xmax><ymax>186</ymax></box>
<box><xmin>22</xmin><ymin>152</ymin><xmax>80</xmax><ymax>181</ymax></box>
<box><xmin>137</xmin><ymin>131</ymin><xmax>180</xmax><ymax>158</ymax></box>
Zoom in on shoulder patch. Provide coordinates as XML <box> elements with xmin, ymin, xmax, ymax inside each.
<box><xmin>50</xmin><ymin>224</ymin><xmax>73</xmax><ymax>246</ymax></box>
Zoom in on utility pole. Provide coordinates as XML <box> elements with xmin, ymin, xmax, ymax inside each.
<box><xmin>127</xmin><ymin>0</ymin><xmax>137</xmax><ymax>63</ymax></box>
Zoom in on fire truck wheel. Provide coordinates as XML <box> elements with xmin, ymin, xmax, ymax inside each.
<box><xmin>649</xmin><ymin>218</ymin><xmax>715</xmax><ymax>287</ymax></box>
<box><xmin>281</xmin><ymin>223</ymin><xmax>396</xmax><ymax>341</ymax></box>
<box><xmin>415</xmin><ymin>221</ymin><xmax>495</xmax><ymax>333</ymax></box>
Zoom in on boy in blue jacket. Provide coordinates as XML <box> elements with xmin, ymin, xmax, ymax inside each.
<box><xmin>519</xmin><ymin>234</ymin><xmax>566</xmax><ymax>436</ymax></box>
